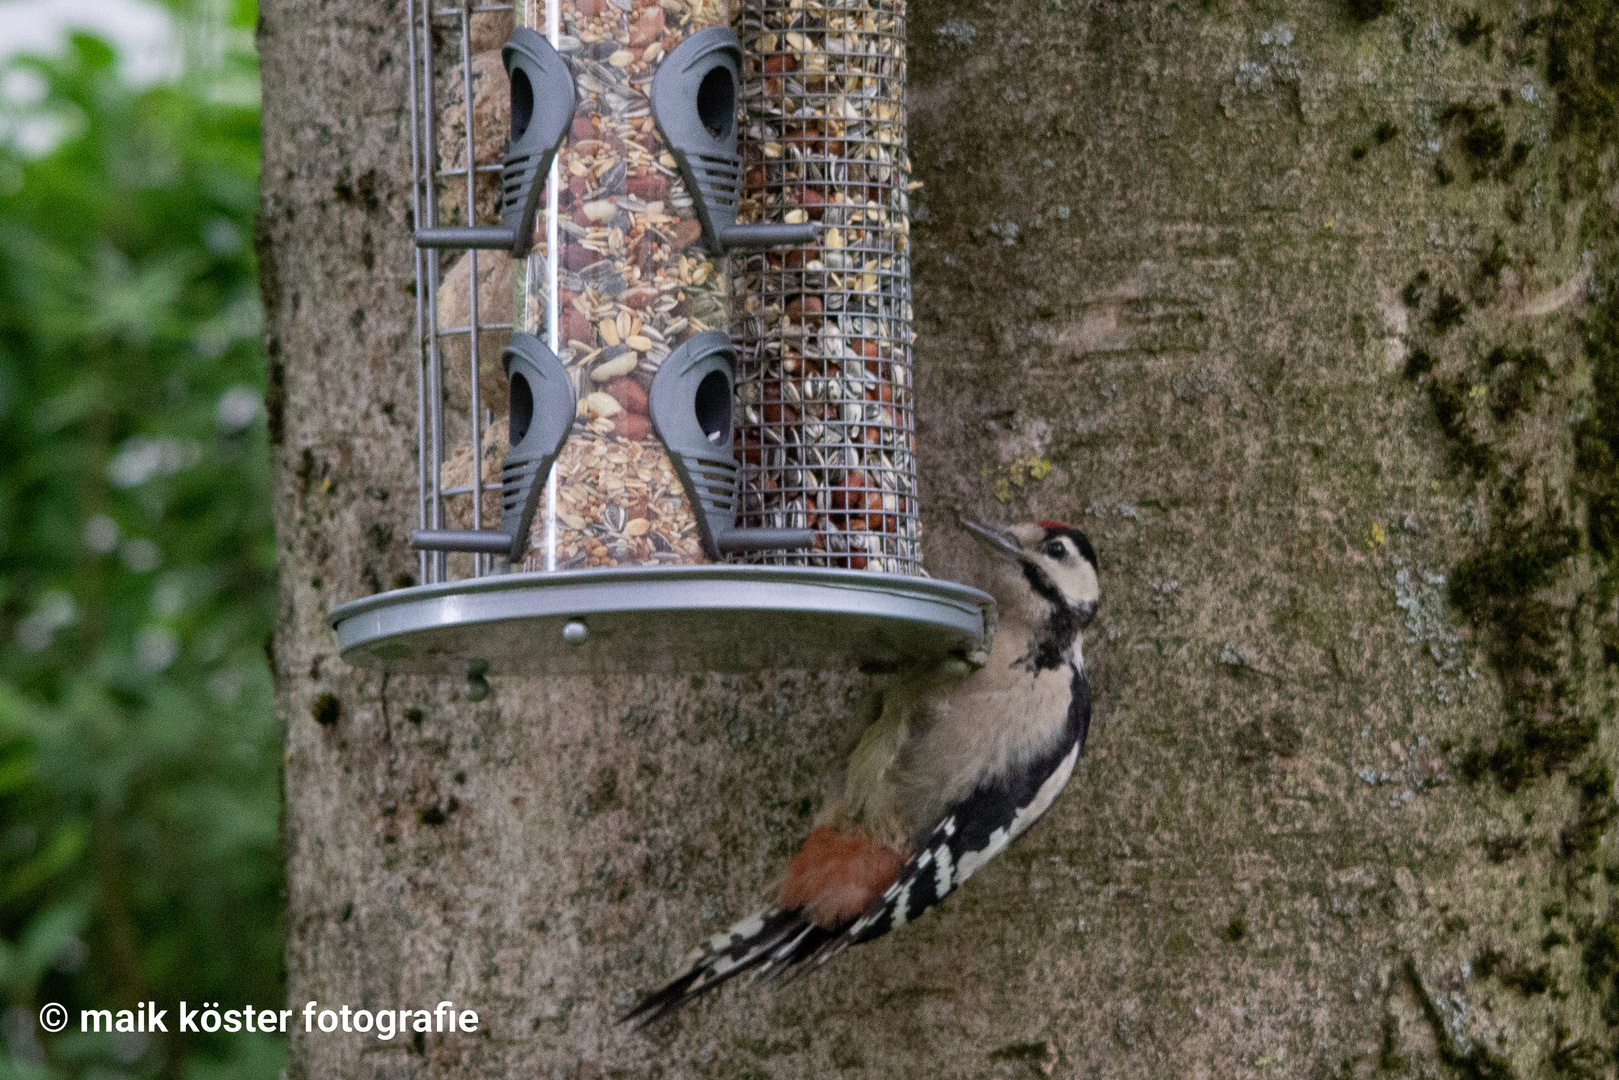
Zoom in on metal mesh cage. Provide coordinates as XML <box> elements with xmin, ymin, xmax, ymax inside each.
<box><xmin>406</xmin><ymin>0</ymin><xmax>521</xmax><ymax>585</ymax></box>
<box><xmin>732</xmin><ymin>0</ymin><xmax>919</xmax><ymax>575</ymax></box>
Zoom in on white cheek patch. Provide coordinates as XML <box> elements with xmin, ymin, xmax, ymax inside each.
<box><xmin>1044</xmin><ymin>560</ymin><xmax>1099</xmax><ymax>610</ymax></box>
<box><xmin>1074</xmin><ymin>563</ymin><xmax>1100</xmax><ymax>606</ymax></box>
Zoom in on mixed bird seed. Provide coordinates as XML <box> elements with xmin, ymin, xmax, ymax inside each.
<box><xmin>440</xmin><ymin>0</ymin><xmax>735</xmax><ymax>568</ymax></box>
<box><xmin>732</xmin><ymin>0</ymin><xmax>919</xmax><ymax>574</ymax></box>
<box><xmin>517</xmin><ymin>0</ymin><xmax>729</xmax><ymax>567</ymax></box>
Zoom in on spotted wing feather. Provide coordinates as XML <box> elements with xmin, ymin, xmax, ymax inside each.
<box><xmin>826</xmin><ymin>664</ymin><xmax>1090</xmax><ymax>957</ymax></box>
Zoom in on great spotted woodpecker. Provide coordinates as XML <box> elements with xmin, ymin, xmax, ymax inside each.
<box><xmin>623</xmin><ymin>520</ymin><xmax>1100</xmax><ymax>1026</ymax></box>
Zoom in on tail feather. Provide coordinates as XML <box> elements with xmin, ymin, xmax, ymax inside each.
<box><xmin>753</xmin><ymin>921</ymin><xmax>838</xmax><ymax>985</ymax></box>
<box><xmin>621</xmin><ymin>907</ymin><xmax>830</xmax><ymax>1027</ymax></box>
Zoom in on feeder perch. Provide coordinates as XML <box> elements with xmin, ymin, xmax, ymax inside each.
<box><xmin>649</xmin><ymin>28</ymin><xmax>818</xmax><ymax>253</ymax></box>
<box><xmin>327</xmin><ymin>0</ymin><xmax>989</xmax><ymax>676</ymax></box>
<box><xmin>407</xmin><ymin>331</ymin><xmax>574</xmax><ymax>558</ymax></box>
<box><xmin>414</xmin><ymin>27</ymin><xmax>576</xmax><ymax>255</ymax></box>
<box><xmin>647</xmin><ymin>330</ymin><xmax>815</xmax><ymax>556</ymax></box>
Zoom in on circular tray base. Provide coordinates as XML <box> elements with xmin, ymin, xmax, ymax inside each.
<box><xmin>328</xmin><ymin>565</ymin><xmax>993</xmax><ymax>675</ymax></box>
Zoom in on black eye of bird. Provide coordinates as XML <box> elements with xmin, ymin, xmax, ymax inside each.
<box><xmin>1043</xmin><ymin>539</ymin><xmax>1068</xmax><ymax>559</ymax></box>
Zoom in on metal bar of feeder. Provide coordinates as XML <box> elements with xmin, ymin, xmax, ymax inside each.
<box><xmin>541</xmin><ymin>0</ymin><xmax>562</xmax><ymax>573</ymax></box>
<box><xmin>414</xmin><ymin>226</ymin><xmax>517</xmax><ymax>248</ymax></box>
<box><xmin>410</xmin><ymin>529</ymin><xmax>513</xmax><ymax>554</ymax></box>
<box><xmin>435</xmin><ymin>323</ymin><xmax>516</xmax><ymax>337</ymax></box>
<box><xmin>406</xmin><ymin>0</ymin><xmax>429</xmax><ymax>585</ymax></box>
<box><xmin>459</xmin><ymin>5</ymin><xmax>487</xmax><ymax>577</ymax></box>
<box><xmin>420</xmin><ymin>0</ymin><xmax>447</xmax><ymax>583</ymax></box>
<box><xmin>435</xmin><ymin>164</ymin><xmax>507</xmax><ymax>177</ymax></box>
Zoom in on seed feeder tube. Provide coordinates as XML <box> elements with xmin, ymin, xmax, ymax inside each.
<box><xmin>733</xmin><ymin>0</ymin><xmax>920</xmax><ymax>575</ymax></box>
<box><xmin>497</xmin><ymin>0</ymin><xmax>818</xmax><ymax>570</ymax></box>
<box><xmin>327</xmin><ymin>0</ymin><xmax>989</xmax><ymax>676</ymax></box>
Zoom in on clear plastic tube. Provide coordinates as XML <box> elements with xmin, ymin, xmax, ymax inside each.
<box><xmin>514</xmin><ymin>0</ymin><xmax>732</xmax><ymax>569</ymax></box>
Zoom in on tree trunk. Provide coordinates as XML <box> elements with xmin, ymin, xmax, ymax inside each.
<box><xmin>259</xmin><ymin>0</ymin><xmax>1619</xmax><ymax>1076</ymax></box>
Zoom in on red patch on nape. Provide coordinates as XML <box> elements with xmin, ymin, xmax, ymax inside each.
<box><xmin>779</xmin><ymin>826</ymin><xmax>906</xmax><ymax>928</ymax></box>
<box><xmin>1037</xmin><ymin>519</ymin><xmax>1074</xmax><ymax>532</ymax></box>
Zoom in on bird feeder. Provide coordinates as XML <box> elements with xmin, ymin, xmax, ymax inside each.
<box><xmin>326</xmin><ymin>0</ymin><xmax>986</xmax><ymax>677</ymax></box>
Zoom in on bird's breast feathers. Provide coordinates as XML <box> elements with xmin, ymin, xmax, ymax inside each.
<box><xmin>840</xmin><ymin>691</ymin><xmax>1087</xmax><ymax>947</ymax></box>
<box><xmin>898</xmin><ymin>640</ymin><xmax>1082</xmax><ymax>823</ymax></box>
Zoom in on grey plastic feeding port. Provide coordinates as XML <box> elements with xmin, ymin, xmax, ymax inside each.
<box><xmin>414</xmin><ymin>28</ymin><xmax>575</xmax><ymax>256</ymax></box>
<box><xmin>651</xmin><ymin>29</ymin><xmax>818</xmax><ymax>254</ymax></box>
<box><xmin>326</xmin><ymin>6</ymin><xmax>992</xmax><ymax>678</ymax></box>
<box><xmin>407</xmin><ymin>333</ymin><xmax>574</xmax><ymax>560</ymax></box>
<box><xmin>649</xmin><ymin>332</ymin><xmax>814</xmax><ymax>557</ymax></box>
<box><xmin>410</xmin><ymin>330</ymin><xmax>813</xmax><ymax>559</ymax></box>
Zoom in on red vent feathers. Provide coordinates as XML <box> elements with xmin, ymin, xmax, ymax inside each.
<box><xmin>779</xmin><ymin>826</ymin><xmax>906</xmax><ymax>928</ymax></box>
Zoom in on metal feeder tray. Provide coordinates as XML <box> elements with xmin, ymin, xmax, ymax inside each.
<box><xmin>327</xmin><ymin>565</ymin><xmax>991</xmax><ymax>676</ymax></box>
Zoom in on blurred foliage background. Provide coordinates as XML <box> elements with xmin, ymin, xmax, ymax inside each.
<box><xmin>0</xmin><ymin>2</ymin><xmax>283</xmax><ymax>1078</ymax></box>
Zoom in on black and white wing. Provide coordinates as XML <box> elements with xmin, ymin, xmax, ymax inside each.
<box><xmin>825</xmin><ymin>665</ymin><xmax>1091</xmax><ymax>956</ymax></box>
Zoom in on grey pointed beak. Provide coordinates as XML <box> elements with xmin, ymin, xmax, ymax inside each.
<box><xmin>961</xmin><ymin>519</ymin><xmax>1022</xmax><ymax>563</ymax></box>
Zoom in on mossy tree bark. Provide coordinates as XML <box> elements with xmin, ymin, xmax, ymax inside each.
<box><xmin>260</xmin><ymin>0</ymin><xmax>1619</xmax><ymax>1076</ymax></box>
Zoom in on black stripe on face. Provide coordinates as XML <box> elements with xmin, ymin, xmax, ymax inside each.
<box><xmin>1018</xmin><ymin>561</ymin><xmax>1082</xmax><ymax>671</ymax></box>
<box><xmin>1055</xmin><ymin>528</ymin><xmax>1098</xmax><ymax>569</ymax></box>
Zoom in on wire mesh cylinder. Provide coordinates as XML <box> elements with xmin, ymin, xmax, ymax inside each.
<box><xmin>732</xmin><ymin>0</ymin><xmax>918</xmax><ymax>574</ymax></box>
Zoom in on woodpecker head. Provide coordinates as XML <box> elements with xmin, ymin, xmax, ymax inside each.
<box><xmin>963</xmin><ymin>520</ymin><xmax>1100</xmax><ymax>663</ymax></box>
